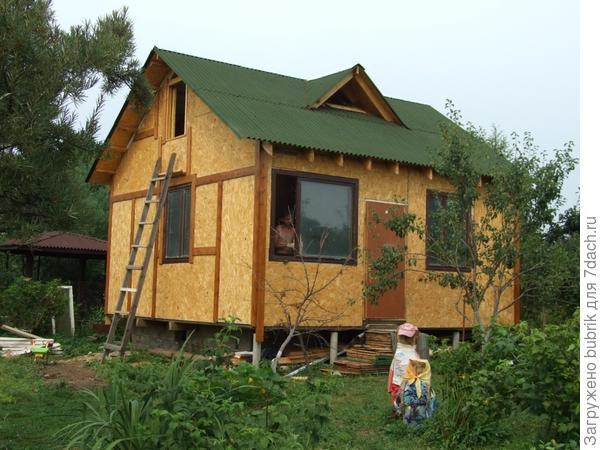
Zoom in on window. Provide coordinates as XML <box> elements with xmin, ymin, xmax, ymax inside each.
<box><xmin>170</xmin><ymin>81</ymin><xmax>186</xmax><ymax>137</ymax></box>
<box><xmin>164</xmin><ymin>184</ymin><xmax>191</xmax><ymax>261</ymax></box>
<box><xmin>271</xmin><ymin>170</ymin><xmax>357</xmax><ymax>263</ymax></box>
<box><xmin>426</xmin><ymin>190</ymin><xmax>470</xmax><ymax>270</ymax></box>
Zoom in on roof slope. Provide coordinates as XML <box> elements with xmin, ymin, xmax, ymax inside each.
<box><xmin>0</xmin><ymin>231</ymin><xmax>107</xmax><ymax>256</ymax></box>
<box><xmin>155</xmin><ymin>48</ymin><xmax>499</xmax><ymax>172</ymax></box>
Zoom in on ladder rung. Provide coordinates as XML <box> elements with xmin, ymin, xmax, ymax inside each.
<box><xmin>120</xmin><ymin>287</ymin><xmax>137</xmax><ymax>293</ymax></box>
<box><xmin>131</xmin><ymin>244</ymin><xmax>147</xmax><ymax>248</ymax></box>
<box><xmin>127</xmin><ymin>265</ymin><xmax>143</xmax><ymax>270</ymax></box>
<box><xmin>145</xmin><ymin>199</ymin><xmax>160</xmax><ymax>203</ymax></box>
<box><xmin>104</xmin><ymin>343</ymin><xmax>122</xmax><ymax>352</ymax></box>
<box><xmin>151</xmin><ymin>176</ymin><xmax>166</xmax><ymax>182</ymax></box>
<box><xmin>139</xmin><ymin>221</ymin><xmax>154</xmax><ymax>225</ymax></box>
<box><xmin>114</xmin><ymin>310</ymin><xmax>129</xmax><ymax>316</ymax></box>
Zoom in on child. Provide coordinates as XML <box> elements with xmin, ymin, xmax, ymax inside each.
<box><xmin>394</xmin><ymin>358</ymin><xmax>436</xmax><ymax>425</ymax></box>
<box><xmin>387</xmin><ymin>322</ymin><xmax>419</xmax><ymax>405</ymax></box>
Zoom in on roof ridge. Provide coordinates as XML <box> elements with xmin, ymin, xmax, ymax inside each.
<box><xmin>156</xmin><ymin>47</ymin><xmax>311</xmax><ymax>83</ymax></box>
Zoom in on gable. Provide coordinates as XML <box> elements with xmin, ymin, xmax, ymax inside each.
<box><xmin>87</xmin><ymin>47</ymin><xmax>501</xmax><ymax>184</ymax></box>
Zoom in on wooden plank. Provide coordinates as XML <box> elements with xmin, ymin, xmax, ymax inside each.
<box><xmin>336</xmin><ymin>154</ymin><xmax>344</xmax><ymax>167</ymax></box>
<box><xmin>127</xmin><ymin>200</ymin><xmax>136</xmax><ymax>310</ymax></box>
<box><xmin>261</xmin><ymin>141</ymin><xmax>273</xmax><ymax>156</ymax></box>
<box><xmin>213</xmin><ymin>181</ymin><xmax>223</xmax><ymax>322</ymax></box>
<box><xmin>426</xmin><ymin>167</ymin><xmax>433</xmax><ymax>180</ymax></box>
<box><xmin>111</xmin><ymin>190</ymin><xmax>147</xmax><ymax>204</ymax></box>
<box><xmin>0</xmin><ymin>324</ymin><xmax>41</xmax><ymax>339</ymax></box>
<box><xmin>251</xmin><ymin>142</ymin><xmax>269</xmax><ymax>342</ymax></box>
<box><xmin>186</xmin><ymin>126</ymin><xmax>192</xmax><ymax>175</ymax></box>
<box><xmin>134</xmin><ymin>128</ymin><xmax>154</xmax><ymax>141</ymax></box>
<box><xmin>189</xmin><ymin>173</ymin><xmax>196</xmax><ymax>264</ymax></box>
<box><xmin>392</xmin><ymin>162</ymin><xmax>400</xmax><ymax>175</ymax></box>
<box><xmin>306</xmin><ymin>148</ymin><xmax>315</xmax><ymax>162</ymax></box>
<box><xmin>196</xmin><ymin>166</ymin><xmax>255</xmax><ymax>186</ymax></box>
<box><xmin>310</xmin><ymin>71</ymin><xmax>354</xmax><ymax>108</ymax></box>
<box><xmin>104</xmin><ymin>183</ymin><xmax>114</xmax><ymax>315</ymax></box>
<box><xmin>193</xmin><ymin>246</ymin><xmax>217</xmax><ymax>256</ymax></box>
<box><xmin>364</xmin><ymin>158</ymin><xmax>373</xmax><ymax>171</ymax></box>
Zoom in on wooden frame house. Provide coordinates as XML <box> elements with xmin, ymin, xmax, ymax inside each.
<box><xmin>87</xmin><ymin>48</ymin><xmax>518</xmax><ymax>353</ymax></box>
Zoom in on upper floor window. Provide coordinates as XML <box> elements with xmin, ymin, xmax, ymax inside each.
<box><xmin>271</xmin><ymin>170</ymin><xmax>357</xmax><ymax>264</ymax></box>
<box><xmin>170</xmin><ymin>80</ymin><xmax>186</xmax><ymax>138</ymax></box>
<box><xmin>164</xmin><ymin>184</ymin><xmax>191</xmax><ymax>261</ymax></box>
<box><xmin>426</xmin><ymin>190</ymin><xmax>470</xmax><ymax>271</ymax></box>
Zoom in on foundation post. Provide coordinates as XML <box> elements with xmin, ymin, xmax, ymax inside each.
<box><xmin>252</xmin><ymin>333</ymin><xmax>261</xmax><ymax>367</ymax></box>
<box><xmin>452</xmin><ymin>331</ymin><xmax>461</xmax><ymax>348</ymax></box>
<box><xmin>329</xmin><ymin>331</ymin><xmax>339</xmax><ymax>364</ymax></box>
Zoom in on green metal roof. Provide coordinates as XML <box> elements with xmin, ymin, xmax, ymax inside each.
<box><xmin>155</xmin><ymin>48</ymin><xmax>498</xmax><ymax>172</ymax></box>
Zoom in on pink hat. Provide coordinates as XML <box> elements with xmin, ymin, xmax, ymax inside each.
<box><xmin>397</xmin><ymin>322</ymin><xmax>418</xmax><ymax>337</ymax></box>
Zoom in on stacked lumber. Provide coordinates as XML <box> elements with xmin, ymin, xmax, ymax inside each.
<box><xmin>278</xmin><ymin>348</ymin><xmax>329</xmax><ymax>365</ymax></box>
<box><xmin>0</xmin><ymin>337</ymin><xmax>62</xmax><ymax>357</ymax></box>
<box><xmin>332</xmin><ymin>329</ymin><xmax>394</xmax><ymax>375</ymax></box>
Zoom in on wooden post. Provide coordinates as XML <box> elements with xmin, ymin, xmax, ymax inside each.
<box><xmin>329</xmin><ymin>331</ymin><xmax>339</xmax><ymax>364</ymax></box>
<box><xmin>452</xmin><ymin>331</ymin><xmax>460</xmax><ymax>348</ymax></box>
<box><xmin>252</xmin><ymin>333</ymin><xmax>261</xmax><ymax>367</ymax></box>
<box><xmin>23</xmin><ymin>253</ymin><xmax>33</xmax><ymax>278</ymax></box>
<box><xmin>417</xmin><ymin>332</ymin><xmax>429</xmax><ymax>360</ymax></box>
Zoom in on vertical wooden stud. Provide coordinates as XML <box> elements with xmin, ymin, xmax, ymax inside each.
<box><xmin>213</xmin><ymin>181</ymin><xmax>223</xmax><ymax>322</ymax></box>
<box><xmin>329</xmin><ymin>331</ymin><xmax>339</xmax><ymax>364</ymax></box>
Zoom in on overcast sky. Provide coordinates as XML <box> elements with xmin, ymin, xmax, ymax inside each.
<box><xmin>53</xmin><ymin>0</ymin><xmax>579</xmax><ymax>209</ymax></box>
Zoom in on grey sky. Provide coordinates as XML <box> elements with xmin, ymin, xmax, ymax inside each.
<box><xmin>53</xmin><ymin>0</ymin><xmax>579</xmax><ymax>209</ymax></box>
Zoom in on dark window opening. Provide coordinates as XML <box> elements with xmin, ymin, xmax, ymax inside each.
<box><xmin>426</xmin><ymin>190</ymin><xmax>470</xmax><ymax>271</ymax></box>
<box><xmin>164</xmin><ymin>184</ymin><xmax>191</xmax><ymax>261</ymax></box>
<box><xmin>271</xmin><ymin>171</ymin><xmax>357</xmax><ymax>263</ymax></box>
<box><xmin>172</xmin><ymin>81</ymin><xmax>186</xmax><ymax>137</ymax></box>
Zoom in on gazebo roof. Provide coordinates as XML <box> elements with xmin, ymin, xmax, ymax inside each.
<box><xmin>0</xmin><ymin>231</ymin><xmax>107</xmax><ymax>259</ymax></box>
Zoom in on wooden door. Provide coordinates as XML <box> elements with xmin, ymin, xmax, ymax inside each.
<box><xmin>364</xmin><ymin>200</ymin><xmax>406</xmax><ymax>320</ymax></box>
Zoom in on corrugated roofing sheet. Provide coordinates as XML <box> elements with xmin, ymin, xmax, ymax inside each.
<box><xmin>154</xmin><ymin>48</ymin><xmax>499</xmax><ymax>172</ymax></box>
<box><xmin>0</xmin><ymin>231</ymin><xmax>107</xmax><ymax>254</ymax></box>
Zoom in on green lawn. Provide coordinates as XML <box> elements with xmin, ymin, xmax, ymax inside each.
<box><xmin>0</xmin><ymin>354</ymin><xmax>544</xmax><ymax>449</ymax></box>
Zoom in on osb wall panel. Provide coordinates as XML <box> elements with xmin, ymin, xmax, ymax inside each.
<box><xmin>154</xmin><ymin>256</ymin><xmax>215</xmax><ymax>322</ymax></box>
<box><xmin>187</xmin><ymin>94</ymin><xmax>255</xmax><ymax>177</ymax></box>
<box><xmin>218</xmin><ymin>176</ymin><xmax>254</xmax><ymax>324</ymax></box>
<box><xmin>162</xmin><ymin>136</ymin><xmax>187</xmax><ymax>174</ymax></box>
<box><xmin>112</xmin><ymin>136</ymin><xmax>157</xmax><ymax>196</ymax></box>
<box><xmin>264</xmin><ymin>152</ymin><xmax>409</xmax><ymax>328</ymax></box>
<box><xmin>107</xmin><ymin>201</ymin><xmax>132</xmax><ymax>313</ymax></box>
<box><xmin>263</xmin><ymin>149</ymin><xmax>515</xmax><ymax>329</ymax></box>
<box><xmin>194</xmin><ymin>183</ymin><xmax>218</xmax><ymax>247</ymax></box>
<box><xmin>131</xmin><ymin>197</ymin><xmax>154</xmax><ymax>317</ymax></box>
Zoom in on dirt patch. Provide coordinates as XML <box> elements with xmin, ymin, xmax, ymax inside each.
<box><xmin>41</xmin><ymin>354</ymin><xmax>105</xmax><ymax>390</ymax></box>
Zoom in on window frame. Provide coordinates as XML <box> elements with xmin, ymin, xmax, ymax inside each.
<box><xmin>162</xmin><ymin>183</ymin><xmax>192</xmax><ymax>264</ymax></box>
<box><xmin>168</xmin><ymin>79</ymin><xmax>187</xmax><ymax>139</ymax></box>
<box><xmin>269</xmin><ymin>169</ymin><xmax>358</xmax><ymax>265</ymax></box>
<box><xmin>425</xmin><ymin>189</ymin><xmax>472</xmax><ymax>272</ymax></box>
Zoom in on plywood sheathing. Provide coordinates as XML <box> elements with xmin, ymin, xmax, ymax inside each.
<box><xmin>107</xmin><ymin>201</ymin><xmax>131</xmax><ymax>313</ymax></box>
<box><xmin>194</xmin><ymin>183</ymin><xmax>218</xmax><ymax>247</ymax></box>
<box><xmin>154</xmin><ymin>256</ymin><xmax>215</xmax><ymax>322</ymax></box>
<box><xmin>263</xmin><ymin>146</ymin><xmax>514</xmax><ymax>329</ymax></box>
<box><xmin>187</xmin><ymin>95</ymin><xmax>255</xmax><ymax>177</ymax></box>
<box><xmin>218</xmin><ymin>175</ymin><xmax>255</xmax><ymax>324</ymax></box>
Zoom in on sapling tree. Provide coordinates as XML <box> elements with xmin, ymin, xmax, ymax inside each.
<box><xmin>364</xmin><ymin>101</ymin><xmax>576</xmax><ymax>331</ymax></box>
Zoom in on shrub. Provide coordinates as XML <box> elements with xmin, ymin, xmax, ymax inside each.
<box><xmin>424</xmin><ymin>312</ymin><xmax>579</xmax><ymax>448</ymax></box>
<box><xmin>0</xmin><ymin>277</ymin><xmax>66</xmax><ymax>333</ymax></box>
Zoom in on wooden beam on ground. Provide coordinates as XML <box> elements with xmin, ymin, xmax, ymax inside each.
<box><xmin>336</xmin><ymin>153</ymin><xmax>344</xmax><ymax>167</ymax></box>
<box><xmin>364</xmin><ymin>158</ymin><xmax>373</xmax><ymax>171</ymax></box>
<box><xmin>306</xmin><ymin>149</ymin><xmax>315</xmax><ymax>162</ymax></box>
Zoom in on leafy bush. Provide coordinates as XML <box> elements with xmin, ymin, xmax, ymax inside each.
<box><xmin>60</xmin><ymin>326</ymin><xmax>334</xmax><ymax>449</ymax></box>
<box><xmin>424</xmin><ymin>312</ymin><xmax>579</xmax><ymax>448</ymax></box>
<box><xmin>0</xmin><ymin>277</ymin><xmax>66</xmax><ymax>333</ymax></box>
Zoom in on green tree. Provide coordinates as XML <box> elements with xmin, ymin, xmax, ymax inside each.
<box><xmin>0</xmin><ymin>0</ymin><xmax>150</xmax><ymax>238</ymax></box>
<box><xmin>364</xmin><ymin>101</ymin><xmax>576</xmax><ymax>330</ymax></box>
